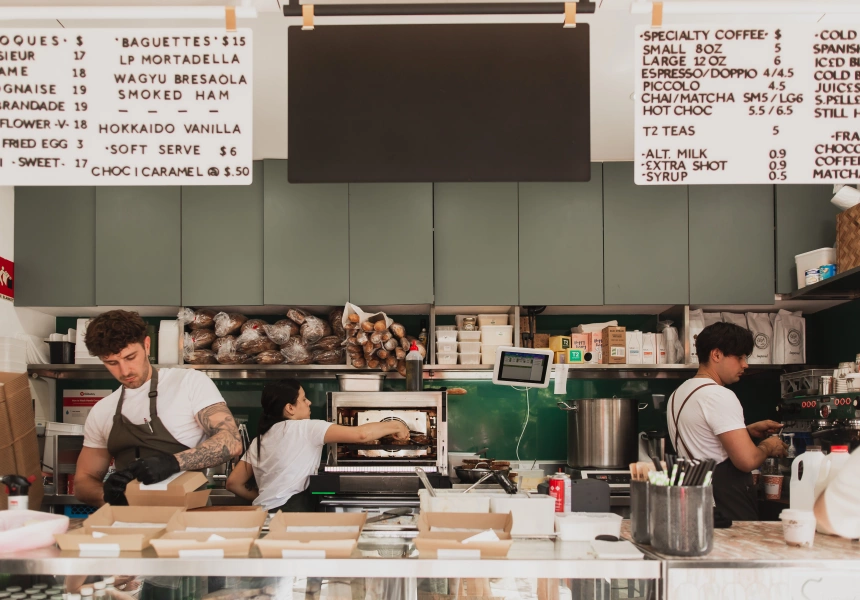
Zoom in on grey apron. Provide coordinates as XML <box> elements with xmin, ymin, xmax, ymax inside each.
<box><xmin>671</xmin><ymin>382</ymin><xmax>759</xmax><ymax>521</ymax></box>
<box><xmin>107</xmin><ymin>368</ymin><xmax>190</xmax><ymax>470</ymax></box>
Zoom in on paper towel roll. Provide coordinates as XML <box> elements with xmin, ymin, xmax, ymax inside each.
<box><xmin>159</xmin><ymin>320</ymin><xmax>180</xmax><ymax>364</ymax></box>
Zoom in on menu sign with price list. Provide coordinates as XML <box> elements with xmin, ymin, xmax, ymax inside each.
<box><xmin>635</xmin><ymin>24</ymin><xmax>860</xmax><ymax>184</ymax></box>
<box><xmin>0</xmin><ymin>29</ymin><xmax>252</xmax><ymax>185</ymax></box>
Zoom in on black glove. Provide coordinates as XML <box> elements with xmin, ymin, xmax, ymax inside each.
<box><xmin>128</xmin><ymin>454</ymin><xmax>181</xmax><ymax>485</ymax></box>
<box><xmin>103</xmin><ymin>469</ymin><xmax>135</xmax><ymax>506</ymax></box>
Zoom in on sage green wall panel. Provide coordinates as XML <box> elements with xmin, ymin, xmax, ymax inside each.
<box><xmin>775</xmin><ymin>185</ymin><xmax>839</xmax><ymax>294</ymax></box>
<box><xmin>689</xmin><ymin>185</ymin><xmax>774</xmax><ymax>305</ymax></box>
<box><xmin>263</xmin><ymin>160</ymin><xmax>349</xmax><ymax>306</ymax></box>
<box><xmin>182</xmin><ymin>161</ymin><xmax>264</xmax><ymax>306</ymax></box>
<box><xmin>14</xmin><ymin>186</ymin><xmax>95</xmax><ymax>307</ymax></box>
<box><xmin>349</xmin><ymin>183</ymin><xmax>433</xmax><ymax>305</ymax></box>
<box><xmin>519</xmin><ymin>165</ymin><xmax>603</xmax><ymax>306</ymax></box>
<box><xmin>434</xmin><ymin>183</ymin><xmax>519</xmax><ymax>306</ymax></box>
<box><xmin>95</xmin><ymin>187</ymin><xmax>181</xmax><ymax>306</ymax></box>
<box><xmin>603</xmin><ymin>162</ymin><xmax>689</xmax><ymax>305</ymax></box>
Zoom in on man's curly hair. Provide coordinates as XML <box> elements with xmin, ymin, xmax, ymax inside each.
<box><xmin>85</xmin><ymin>310</ymin><xmax>148</xmax><ymax>357</ymax></box>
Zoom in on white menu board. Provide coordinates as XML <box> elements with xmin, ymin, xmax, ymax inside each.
<box><xmin>0</xmin><ymin>29</ymin><xmax>252</xmax><ymax>185</ymax></box>
<box><xmin>635</xmin><ymin>24</ymin><xmax>860</xmax><ymax>185</ymax></box>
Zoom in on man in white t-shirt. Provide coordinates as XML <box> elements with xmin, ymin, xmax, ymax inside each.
<box><xmin>815</xmin><ymin>446</ymin><xmax>860</xmax><ymax>539</ymax></box>
<box><xmin>74</xmin><ymin>310</ymin><xmax>243</xmax><ymax>507</ymax></box>
<box><xmin>668</xmin><ymin>322</ymin><xmax>786</xmax><ymax>520</ymax></box>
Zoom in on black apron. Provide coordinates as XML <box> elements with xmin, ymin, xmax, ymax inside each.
<box><xmin>670</xmin><ymin>382</ymin><xmax>759</xmax><ymax>521</ymax></box>
<box><xmin>107</xmin><ymin>368</ymin><xmax>190</xmax><ymax>470</ymax></box>
<box><xmin>268</xmin><ymin>489</ymin><xmax>316</xmax><ymax>513</ymax></box>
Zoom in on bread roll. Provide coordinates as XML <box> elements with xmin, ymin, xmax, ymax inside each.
<box><xmin>214</xmin><ymin>312</ymin><xmax>248</xmax><ymax>337</ymax></box>
<box><xmin>370</xmin><ymin>331</ymin><xmax>384</xmax><ymax>345</ymax></box>
<box><xmin>396</xmin><ymin>359</ymin><xmax>406</xmax><ymax>377</ymax></box>
<box><xmin>386</xmin><ymin>355</ymin><xmax>397</xmax><ymax>368</ymax></box>
<box><xmin>361</xmin><ymin>321</ymin><xmax>374</xmax><ymax>332</ymax></box>
<box><xmin>390</xmin><ymin>322</ymin><xmax>406</xmax><ymax>339</ymax></box>
<box><xmin>384</xmin><ymin>338</ymin><xmax>398</xmax><ymax>352</ymax></box>
<box><xmin>377</xmin><ymin>349</ymin><xmax>389</xmax><ymax>360</ymax></box>
<box><xmin>348</xmin><ymin>313</ymin><xmax>361</xmax><ymax>324</ymax></box>
<box><xmin>373</xmin><ymin>320</ymin><xmax>387</xmax><ymax>332</ymax></box>
<box><xmin>395</xmin><ymin>347</ymin><xmax>406</xmax><ymax>360</ymax></box>
<box><xmin>352</xmin><ymin>357</ymin><xmax>367</xmax><ymax>368</ymax></box>
<box><xmin>363</xmin><ymin>340</ymin><xmax>375</xmax><ymax>355</ymax></box>
<box><xmin>367</xmin><ymin>358</ymin><xmax>380</xmax><ymax>369</ymax></box>
<box><xmin>380</xmin><ymin>361</ymin><xmax>391</xmax><ymax>372</ymax></box>
<box><xmin>357</xmin><ymin>332</ymin><xmax>369</xmax><ymax>345</ymax></box>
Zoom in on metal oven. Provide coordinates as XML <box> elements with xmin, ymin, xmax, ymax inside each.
<box><xmin>308</xmin><ymin>391</ymin><xmax>452</xmax><ymax>512</ymax></box>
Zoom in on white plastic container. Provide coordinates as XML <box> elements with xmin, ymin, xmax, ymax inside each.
<box><xmin>436</xmin><ymin>325</ymin><xmax>457</xmax><ymax>331</ymax></box>
<box><xmin>435</xmin><ymin>330</ymin><xmax>458</xmax><ymax>342</ymax></box>
<box><xmin>790</xmin><ymin>446</ymin><xmax>831</xmax><ymax>511</ymax></box>
<box><xmin>436</xmin><ymin>352</ymin><xmax>458</xmax><ymax>365</ymax></box>
<box><xmin>455</xmin><ymin>315</ymin><xmax>478</xmax><ymax>330</ymax></box>
<box><xmin>458</xmin><ymin>330</ymin><xmax>482</xmax><ymax>342</ymax></box>
<box><xmin>481</xmin><ymin>344</ymin><xmax>502</xmax><ymax>365</ymax></box>
<box><xmin>480</xmin><ymin>325</ymin><xmax>513</xmax><ymax>345</ymax></box>
<box><xmin>795</xmin><ymin>247</ymin><xmax>836</xmax><ymax>289</ymax></box>
<box><xmin>490</xmin><ymin>495</ymin><xmax>556</xmax><ymax>536</ymax></box>
<box><xmin>0</xmin><ymin>510</ymin><xmax>69</xmax><ymax>552</ymax></box>
<box><xmin>419</xmin><ymin>489</ymin><xmax>491</xmax><ymax>513</ymax></box>
<box><xmin>436</xmin><ymin>340</ymin><xmax>458</xmax><ymax>353</ymax></box>
<box><xmin>459</xmin><ymin>353</ymin><xmax>481</xmax><ymax>365</ymax></box>
<box><xmin>555</xmin><ymin>512</ymin><xmax>623</xmax><ymax>541</ymax></box>
<box><xmin>459</xmin><ymin>341</ymin><xmax>481</xmax><ymax>354</ymax></box>
<box><xmin>779</xmin><ymin>509</ymin><xmax>817</xmax><ymax>548</ymax></box>
<box><xmin>478</xmin><ymin>314</ymin><xmax>510</xmax><ymax>327</ymax></box>
<box><xmin>823</xmin><ymin>446</ymin><xmax>851</xmax><ymax>488</ymax></box>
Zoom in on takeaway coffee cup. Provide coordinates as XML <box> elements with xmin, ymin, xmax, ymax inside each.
<box><xmin>751</xmin><ymin>469</ymin><xmax>760</xmax><ymax>486</ymax></box>
<box><xmin>763</xmin><ymin>474</ymin><xmax>784</xmax><ymax>500</ymax></box>
<box><xmin>780</xmin><ymin>509</ymin><xmax>816</xmax><ymax>548</ymax></box>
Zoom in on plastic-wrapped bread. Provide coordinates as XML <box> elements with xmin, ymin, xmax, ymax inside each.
<box><xmin>347</xmin><ymin>335</ymin><xmax>359</xmax><ymax>346</ymax></box>
<box><xmin>373</xmin><ymin>320</ymin><xmax>387</xmax><ymax>332</ymax></box>
<box><xmin>345</xmin><ymin>322</ymin><xmax>359</xmax><ymax>333</ymax></box>
<box><xmin>286</xmin><ymin>308</ymin><xmax>309</xmax><ymax>325</ymax></box>
<box><xmin>329</xmin><ymin>309</ymin><xmax>346</xmax><ymax>339</ymax></box>
<box><xmin>362</xmin><ymin>340</ymin><xmax>375</xmax><ymax>356</ymax></box>
<box><xmin>361</xmin><ymin>321</ymin><xmax>374</xmax><ymax>333</ymax></box>
<box><xmin>396</xmin><ymin>359</ymin><xmax>406</xmax><ymax>377</ymax></box>
<box><xmin>357</xmin><ymin>332</ymin><xmax>369</xmax><ymax>345</ymax></box>
<box><xmin>242</xmin><ymin>319</ymin><xmax>267</xmax><ymax>333</ymax></box>
<box><xmin>381</xmin><ymin>331</ymin><xmax>392</xmax><ymax>342</ymax></box>
<box><xmin>383</xmin><ymin>338</ymin><xmax>399</xmax><ymax>352</ymax></box>
<box><xmin>400</xmin><ymin>337</ymin><xmax>413</xmax><ymax>351</ymax></box>
<box><xmin>301</xmin><ymin>315</ymin><xmax>331</xmax><ymax>345</ymax></box>
<box><xmin>211</xmin><ymin>335</ymin><xmax>236</xmax><ymax>354</ymax></box>
<box><xmin>185</xmin><ymin>349</ymin><xmax>217</xmax><ymax>364</ymax></box>
<box><xmin>187</xmin><ymin>329</ymin><xmax>216</xmax><ymax>350</ymax></box>
<box><xmin>217</xmin><ymin>351</ymin><xmax>253</xmax><ymax>365</ymax></box>
<box><xmin>255</xmin><ymin>350</ymin><xmax>286</xmax><ymax>365</ymax></box>
<box><xmin>311</xmin><ymin>336</ymin><xmax>342</xmax><ymax>352</ymax></box>
<box><xmin>395</xmin><ymin>347</ymin><xmax>406</xmax><ymax>360</ymax></box>
<box><xmin>386</xmin><ymin>355</ymin><xmax>397</xmax><ymax>369</ymax></box>
<box><xmin>390</xmin><ymin>322</ymin><xmax>406</xmax><ymax>339</ymax></box>
<box><xmin>377</xmin><ymin>349</ymin><xmax>389</xmax><ymax>360</ymax></box>
<box><xmin>214</xmin><ymin>312</ymin><xmax>248</xmax><ymax>337</ymax></box>
<box><xmin>352</xmin><ymin>356</ymin><xmax>367</xmax><ymax>368</ymax></box>
<box><xmin>370</xmin><ymin>331</ymin><xmax>384</xmax><ymax>345</ymax></box>
<box><xmin>348</xmin><ymin>313</ymin><xmax>361</xmax><ymax>324</ymax></box>
<box><xmin>239</xmin><ymin>336</ymin><xmax>279</xmax><ymax>355</ymax></box>
<box><xmin>281</xmin><ymin>337</ymin><xmax>312</xmax><ymax>365</ymax></box>
<box><xmin>367</xmin><ymin>358</ymin><xmax>380</xmax><ymax>369</ymax></box>
<box><xmin>313</xmin><ymin>348</ymin><xmax>345</xmax><ymax>365</ymax></box>
<box><xmin>177</xmin><ymin>308</ymin><xmax>218</xmax><ymax>330</ymax></box>
<box><xmin>263</xmin><ymin>320</ymin><xmax>294</xmax><ymax>345</ymax></box>
<box><xmin>380</xmin><ymin>360</ymin><xmax>391</xmax><ymax>372</ymax></box>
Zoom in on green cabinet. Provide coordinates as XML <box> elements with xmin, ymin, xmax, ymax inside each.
<box><xmin>182</xmin><ymin>161</ymin><xmax>264</xmax><ymax>306</ymax></box>
<box><xmin>775</xmin><ymin>185</ymin><xmax>840</xmax><ymax>294</ymax></box>
<box><xmin>689</xmin><ymin>185</ymin><xmax>774</xmax><ymax>305</ymax></box>
<box><xmin>519</xmin><ymin>165</ymin><xmax>604</xmax><ymax>306</ymax></box>
<box><xmin>95</xmin><ymin>187</ymin><xmax>181</xmax><ymax>306</ymax></box>
<box><xmin>603</xmin><ymin>162</ymin><xmax>689</xmax><ymax>305</ymax></box>
<box><xmin>348</xmin><ymin>183</ymin><xmax>433</xmax><ymax>305</ymax></box>
<box><xmin>434</xmin><ymin>183</ymin><xmax>519</xmax><ymax>306</ymax></box>
<box><xmin>263</xmin><ymin>160</ymin><xmax>349</xmax><ymax>306</ymax></box>
<box><xmin>14</xmin><ymin>187</ymin><xmax>95</xmax><ymax>307</ymax></box>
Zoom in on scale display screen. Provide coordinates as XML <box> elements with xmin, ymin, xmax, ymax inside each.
<box><xmin>492</xmin><ymin>347</ymin><xmax>553</xmax><ymax>388</ymax></box>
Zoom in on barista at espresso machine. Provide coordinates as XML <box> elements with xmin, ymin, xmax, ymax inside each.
<box><xmin>668</xmin><ymin>323</ymin><xmax>787</xmax><ymax>521</ymax></box>
<box><xmin>74</xmin><ymin>310</ymin><xmax>243</xmax><ymax>506</ymax></box>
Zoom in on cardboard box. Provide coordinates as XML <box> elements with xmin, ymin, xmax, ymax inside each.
<box><xmin>54</xmin><ymin>505</ymin><xmax>183</xmax><ymax>551</ymax></box>
<box><xmin>641</xmin><ymin>333</ymin><xmax>657</xmax><ymax>365</ymax></box>
<box><xmin>588</xmin><ymin>334</ymin><xmax>602</xmax><ymax>363</ymax></box>
<box><xmin>256</xmin><ymin>512</ymin><xmax>366</xmax><ymax>558</ymax></box>
<box><xmin>0</xmin><ymin>372</ymin><xmax>44</xmax><ymax>510</ymax></box>
<box><xmin>601</xmin><ymin>327</ymin><xmax>627</xmax><ymax>364</ymax></box>
<box><xmin>561</xmin><ymin>349</ymin><xmax>585</xmax><ymax>364</ymax></box>
<box><xmin>125</xmin><ymin>471</ymin><xmax>210</xmax><ymax>509</ymax></box>
<box><xmin>548</xmin><ymin>336</ymin><xmax>571</xmax><ymax>352</ymax></box>
<box><xmin>626</xmin><ymin>331</ymin><xmax>643</xmax><ymax>365</ymax></box>
<box><xmin>415</xmin><ymin>512</ymin><xmax>513</xmax><ymax>558</ymax></box>
<box><xmin>533</xmin><ymin>333</ymin><xmax>550</xmax><ymax>349</ymax></box>
<box><xmin>569</xmin><ymin>334</ymin><xmax>589</xmax><ymax>352</ymax></box>
<box><xmin>519</xmin><ymin>316</ymin><xmax>531</xmax><ymax>334</ymax></box>
<box><xmin>150</xmin><ymin>509</ymin><xmax>266</xmax><ymax>558</ymax></box>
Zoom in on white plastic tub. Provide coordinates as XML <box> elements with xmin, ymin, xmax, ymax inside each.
<box><xmin>459</xmin><ymin>353</ymin><xmax>481</xmax><ymax>365</ymax></box>
<box><xmin>478</xmin><ymin>314</ymin><xmax>510</xmax><ymax>327</ymax></box>
<box><xmin>795</xmin><ymin>247</ymin><xmax>836</xmax><ymax>289</ymax></box>
<box><xmin>480</xmin><ymin>325</ymin><xmax>513</xmax><ymax>345</ymax></box>
<box><xmin>459</xmin><ymin>341</ymin><xmax>481</xmax><ymax>354</ymax></box>
<box><xmin>436</xmin><ymin>352</ymin><xmax>458</xmax><ymax>365</ymax></box>
<box><xmin>490</xmin><ymin>495</ymin><xmax>556</xmax><ymax>536</ymax></box>
<box><xmin>436</xmin><ymin>341</ymin><xmax>458</xmax><ymax>353</ymax></box>
<box><xmin>458</xmin><ymin>330</ymin><xmax>482</xmax><ymax>342</ymax></box>
<box><xmin>556</xmin><ymin>512</ymin><xmax>623</xmax><ymax>542</ymax></box>
<box><xmin>435</xmin><ymin>330</ymin><xmax>458</xmax><ymax>342</ymax></box>
<box><xmin>0</xmin><ymin>510</ymin><xmax>69</xmax><ymax>552</ymax></box>
<box><xmin>482</xmin><ymin>344</ymin><xmax>502</xmax><ymax>365</ymax></box>
<box><xmin>419</xmin><ymin>489</ymin><xmax>491</xmax><ymax>513</ymax></box>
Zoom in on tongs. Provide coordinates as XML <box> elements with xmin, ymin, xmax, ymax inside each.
<box><xmin>415</xmin><ymin>467</ymin><xmax>437</xmax><ymax>497</ymax></box>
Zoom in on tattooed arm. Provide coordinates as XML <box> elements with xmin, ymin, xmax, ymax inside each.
<box><xmin>174</xmin><ymin>403</ymin><xmax>244</xmax><ymax>471</ymax></box>
<box><xmin>74</xmin><ymin>446</ymin><xmax>112</xmax><ymax>506</ymax></box>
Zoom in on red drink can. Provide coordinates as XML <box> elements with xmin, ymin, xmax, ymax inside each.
<box><xmin>549</xmin><ymin>474</ymin><xmax>566</xmax><ymax>513</ymax></box>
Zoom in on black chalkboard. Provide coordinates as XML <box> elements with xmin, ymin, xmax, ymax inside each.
<box><xmin>288</xmin><ymin>24</ymin><xmax>591</xmax><ymax>183</ymax></box>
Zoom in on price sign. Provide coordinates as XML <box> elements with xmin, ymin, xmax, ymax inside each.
<box><xmin>0</xmin><ymin>29</ymin><xmax>252</xmax><ymax>185</ymax></box>
<box><xmin>635</xmin><ymin>25</ymin><xmax>860</xmax><ymax>184</ymax></box>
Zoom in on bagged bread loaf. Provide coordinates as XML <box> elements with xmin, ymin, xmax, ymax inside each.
<box><xmin>396</xmin><ymin>359</ymin><xmax>406</xmax><ymax>377</ymax></box>
<box><xmin>178</xmin><ymin>308</ymin><xmax>218</xmax><ymax>330</ymax></box>
<box><xmin>263</xmin><ymin>320</ymin><xmax>295</xmax><ymax>345</ymax></box>
<box><xmin>286</xmin><ymin>308</ymin><xmax>309</xmax><ymax>325</ymax></box>
<box><xmin>281</xmin><ymin>337</ymin><xmax>312</xmax><ymax>364</ymax></box>
<box><xmin>214</xmin><ymin>338</ymin><xmax>251</xmax><ymax>364</ymax></box>
<box><xmin>185</xmin><ymin>350</ymin><xmax>218</xmax><ymax>364</ymax></box>
<box><xmin>329</xmin><ymin>309</ymin><xmax>346</xmax><ymax>339</ymax></box>
<box><xmin>313</xmin><ymin>348</ymin><xmax>345</xmax><ymax>365</ymax></box>
<box><xmin>236</xmin><ymin>328</ymin><xmax>278</xmax><ymax>355</ymax></box>
<box><xmin>256</xmin><ymin>350</ymin><xmax>286</xmax><ymax>365</ymax></box>
<box><xmin>214</xmin><ymin>312</ymin><xmax>248</xmax><ymax>337</ymax></box>
<box><xmin>311</xmin><ymin>336</ymin><xmax>342</xmax><ymax>352</ymax></box>
<box><xmin>351</xmin><ymin>356</ymin><xmax>367</xmax><ymax>368</ymax></box>
<box><xmin>186</xmin><ymin>330</ymin><xmax>216</xmax><ymax>350</ymax></box>
<box><xmin>301</xmin><ymin>315</ymin><xmax>331</xmax><ymax>345</ymax></box>
<box><xmin>242</xmin><ymin>319</ymin><xmax>267</xmax><ymax>333</ymax></box>
<box><xmin>211</xmin><ymin>335</ymin><xmax>236</xmax><ymax>354</ymax></box>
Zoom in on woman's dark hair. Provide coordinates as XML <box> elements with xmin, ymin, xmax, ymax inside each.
<box><xmin>696</xmin><ymin>322</ymin><xmax>754</xmax><ymax>364</ymax></box>
<box><xmin>85</xmin><ymin>310</ymin><xmax>148</xmax><ymax>357</ymax></box>
<box><xmin>256</xmin><ymin>379</ymin><xmax>303</xmax><ymax>460</ymax></box>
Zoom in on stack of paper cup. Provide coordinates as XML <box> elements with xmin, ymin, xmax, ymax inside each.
<box><xmin>779</xmin><ymin>509</ymin><xmax>817</xmax><ymax>548</ymax></box>
<box><xmin>158</xmin><ymin>320</ymin><xmax>180</xmax><ymax>364</ymax></box>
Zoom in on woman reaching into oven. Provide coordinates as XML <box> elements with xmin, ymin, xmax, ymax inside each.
<box><xmin>226</xmin><ymin>379</ymin><xmax>410</xmax><ymax>512</ymax></box>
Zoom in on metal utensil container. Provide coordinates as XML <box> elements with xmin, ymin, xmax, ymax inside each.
<box><xmin>630</xmin><ymin>480</ymin><xmax>650</xmax><ymax>544</ymax></box>
<box><xmin>649</xmin><ymin>485</ymin><xmax>714</xmax><ymax>556</ymax></box>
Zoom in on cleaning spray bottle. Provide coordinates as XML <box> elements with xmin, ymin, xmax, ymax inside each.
<box><xmin>1</xmin><ymin>474</ymin><xmax>34</xmax><ymax>510</ymax></box>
